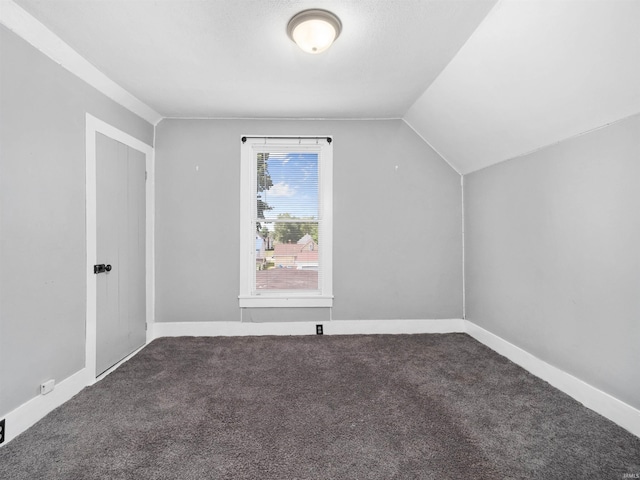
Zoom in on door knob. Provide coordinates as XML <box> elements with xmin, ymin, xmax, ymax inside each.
<box><xmin>94</xmin><ymin>264</ymin><xmax>113</xmax><ymax>274</ymax></box>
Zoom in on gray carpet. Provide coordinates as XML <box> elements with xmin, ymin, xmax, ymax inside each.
<box><xmin>1</xmin><ymin>334</ymin><xmax>639</xmax><ymax>479</ymax></box>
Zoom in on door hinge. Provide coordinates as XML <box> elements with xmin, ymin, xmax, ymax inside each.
<box><xmin>145</xmin><ymin>171</ymin><xmax>148</xmax><ymax>181</ymax></box>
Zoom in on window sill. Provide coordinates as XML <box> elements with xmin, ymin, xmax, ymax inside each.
<box><xmin>239</xmin><ymin>295</ymin><xmax>333</xmax><ymax>308</ymax></box>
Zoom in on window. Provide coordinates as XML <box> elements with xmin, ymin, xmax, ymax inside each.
<box><xmin>239</xmin><ymin>136</ymin><xmax>333</xmax><ymax>308</ymax></box>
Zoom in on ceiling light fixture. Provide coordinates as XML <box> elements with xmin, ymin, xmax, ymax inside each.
<box><xmin>287</xmin><ymin>9</ymin><xmax>342</xmax><ymax>54</ymax></box>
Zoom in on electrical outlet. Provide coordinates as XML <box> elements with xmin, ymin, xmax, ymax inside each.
<box><xmin>0</xmin><ymin>418</ymin><xmax>5</xmax><ymax>444</ymax></box>
<box><xmin>41</xmin><ymin>379</ymin><xmax>55</xmax><ymax>395</ymax></box>
<box><xmin>316</xmin><ymin>324</ymin><xmax>323</xmax><ymax>335</ymax></box>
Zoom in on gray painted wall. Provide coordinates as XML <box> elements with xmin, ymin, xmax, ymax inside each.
<box><xmin>0</xmin><ymin>26</ymin><xmax>153</xmax><ymax>417</ymax></box>
<box><xmin>154</xmin><ymin>119</ymin><xmax>463</xmax><ymax>323</ymax></box>
<box><xmin>465</xmin><ymin>114</ymin><xmax>640</xmax><ymax>409</ymax></box>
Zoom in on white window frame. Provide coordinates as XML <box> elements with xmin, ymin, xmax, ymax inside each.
<box><xmin>239</xmin><ymin>136</ymin><xmax>333</xmax><ymax>308</ymax></box>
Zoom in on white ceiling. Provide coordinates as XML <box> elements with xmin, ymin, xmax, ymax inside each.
<box><xmin>11</xmin><ymin>0</ymin><xmax>497</xmax><ymax>119</ymax></box>
<box><xmin>4</xmin><ymin>0</ymin><xmax>640</xmax><ymax>174</ymax></box>
<box><xmin>405</xmin><ymin>0</ymin><xmax>640</xmax><ymax>174</ymax></box>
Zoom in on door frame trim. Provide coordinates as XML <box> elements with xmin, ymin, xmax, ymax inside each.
<box><xmin>85</xmin><ymin>113</ymin><xmax>155</xmax><ymax>381</ymax></box>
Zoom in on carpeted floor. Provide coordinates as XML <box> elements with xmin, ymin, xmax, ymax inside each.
<box><xmin>1</xmin><ymin>334</ymin><xmax>639</xmax><ymax>479</ymax></box>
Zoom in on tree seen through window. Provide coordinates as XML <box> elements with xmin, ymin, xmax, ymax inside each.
<box><xmin>255</xmin><ymin>151</ymin><xmax>319</xmax><ymax>289</ymax></box>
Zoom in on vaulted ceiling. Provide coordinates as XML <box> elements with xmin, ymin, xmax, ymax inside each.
<box><xmin>4</xmin><ymin>0</ymin><xmax>640</xmax><ymax>174</ymax></box>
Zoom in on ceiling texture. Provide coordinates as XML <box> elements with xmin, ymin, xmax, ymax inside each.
<box><xmin>4</xmin><ymin>0</ymin><xmax>640</xmax><ymax>174</ymax></box>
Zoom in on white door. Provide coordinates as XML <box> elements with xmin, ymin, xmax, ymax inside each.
<box><xmin>95</xmin><ymin>132</ymin><xmax>146</xmax><ymax>376</ymax></box>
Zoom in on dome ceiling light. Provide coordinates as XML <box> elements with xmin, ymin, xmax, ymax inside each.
<box><xmin>287</xmin><ymin>9</ymin><xmax>342</xmax><ymax>54</ymax></box>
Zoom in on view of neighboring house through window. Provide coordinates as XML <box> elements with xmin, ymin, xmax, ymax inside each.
<box><xmin>240</xmin><ymin>137</ymin><xmax>333</xmax><ymax>308</ymax></box>
<box><xmin>257</xmin><ymin>151</ymin><xmax>319</xmax><ymax>290</ymax></box>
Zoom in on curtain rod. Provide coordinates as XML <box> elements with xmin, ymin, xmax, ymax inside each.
<box><xmin>241</xmin><ymin>136</ymin><xmax>332</xmax><ymax>144</ymax></box>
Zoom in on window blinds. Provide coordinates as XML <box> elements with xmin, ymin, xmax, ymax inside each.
<box><xmin>254</xmin><ymin>148</ymin><xmax>321</xmax><ymax>292</ymax></box>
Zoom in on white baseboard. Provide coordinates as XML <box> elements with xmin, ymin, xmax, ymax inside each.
<box><xmin>324</xmin><ymin>319</ymin><xmax>466</xmax><ymax>335</ymax></box>
<box><xmin>465</xmin><ymin>321</ymin><xmax>640</xmax><ymax>438</ymax></box>
<box><xmin>2</xmin><ymin>343</ymin><xmax>148</xmax><ymax>446</ymax></box>
<box><xmin>152</xmin><ymin>319</ymin><xmax>639</xmax><ymax>437</ymax></box>
<box><xmin>152</xmin><ymin>318</ymin><xmax>466</xmax><ymax>338</ymax></box>
<box><xmin>3</xmin><ymin>318</ymin><xmax>637</xmax><ymax>446</ymax></box>
<box><xmin>3</xmin><ymin>368</ymin><xmax>90</xmax><ymax>445</ymax></box>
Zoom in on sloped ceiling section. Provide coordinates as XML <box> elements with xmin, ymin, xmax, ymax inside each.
<box><xmin>405</xmin><ymin>0</ymin><xmax>640</xmax><ymax>174</ymax></box>
<box><xmin>4</xmin><ymin>0</ymin><xmax>639</xmax><ymax>174</ymax></box>
<box><xmin>11</xmin><ymin>0</ymin><xmax>497</xmax><ymax>119</ymax></box>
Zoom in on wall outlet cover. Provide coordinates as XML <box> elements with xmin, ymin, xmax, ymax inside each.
<box><xmin>41</xmin><ymin>379</ymin><xmax>55</xmax><ymax>395</ymax></box>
